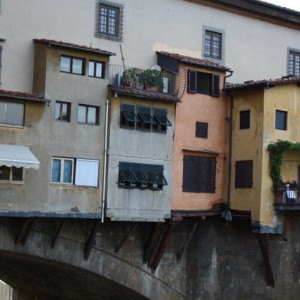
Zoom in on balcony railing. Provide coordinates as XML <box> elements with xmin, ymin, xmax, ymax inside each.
<box><xmin>108</xmin><ymin>64</ymin><xmax>177</xmax><ymax>95</ymax></box>
<box><xmin>273</xmin><ymin>185</ymin><xmax>300</xmax><ymax>211</ymax></box>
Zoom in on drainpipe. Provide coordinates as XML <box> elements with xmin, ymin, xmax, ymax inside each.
<box><xmin>101</xmin><ymin>99</ymin><xmax>109</xmax><ymax>223</ymax></box>
<box><xmin>224</xmin><ymin>70</ymin><xmax>233</xmax><ymax>220</ymax></box>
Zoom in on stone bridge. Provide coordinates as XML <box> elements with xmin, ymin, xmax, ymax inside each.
<box><xmin>2</xmin><ymin>216</ymin><xmax>300</xmax><ymax>299</ymax></box>
<box><xmin>0</xmin><ymin>217</ymin><xmax>186</xmax><ymax>300</ymax></box>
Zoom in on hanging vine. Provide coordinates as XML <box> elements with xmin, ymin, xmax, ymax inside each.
<box><xmin>267</xmin><ymin>140</ymin><xmax>300</xmax><ymax>184</ymax></box>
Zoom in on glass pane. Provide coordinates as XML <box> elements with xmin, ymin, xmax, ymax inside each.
<box><xmin>95</xmin><ymin>63</ymin><xmax>103</xmax><ymax>77</ymax></box>
<box><xmin>72</xmin><ymin>58</ymin><xmax>83</xmax><ymax>74</ymax></box>
<box><xmin>0</xmin><ymin>102</ymin><xmax>5</xmax><ymax>124</ymax></box>
<box><xmin>12</xmin><ymin>167</ymin><xmax>23</xmax><ymax>182</ymax></box>
<box><xmin>63</xmin><ymin>160</ymin><xmax>73</xmax><ymax>183</ymax></box>
<box><xmin>60</xmin><ymin>57</ymin><xmax>71</xmax><ymax>72</ymax></box>
<box><xmin>0</xmin><ymin>165</ymin><xmax>10</xmax><ymax>181</ymax></box>
<box><xmin>78</xmin><ymin>106</ymin><xmax>86</xmax><ymax>123</ymax></box>
<box><xmin>51</xmin><ymin>159</ymin><xmax>61</xmax><ymax>182</ymax></box>
<box><xmin>88</xmin><ymin>61</ymin><xmax>95</xmax><ymax>76</ymax></box>
<box><xmin>87</xmin><ymin>107</ymin><xmax>96</xmax><ymax>124</ymax></box>
<box><xmin>6</xmin><ymin>103</ymin><xmax>24</xmax><ymax>126</ymax></box>
<box><xmin>61</xmin><ymin>103</ymin><xmax>68</xmax><ymax>121</ymax></box>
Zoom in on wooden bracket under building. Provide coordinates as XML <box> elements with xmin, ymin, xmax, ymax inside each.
<box><xmin>84</xmin><ymin>220</ymin><xmax>100</xmax><ymax>260</ymax></box>
<box><xmin>51</xmin><ymin>218</ymin><xmax>66</xmax><ymax>249</ymax></box>
<box><xmin>115</xmin><ymin>222</ymin><xmax>138</xmax><ymax>253</ymax></box>
<box><xmin>257</xmin><ymin>233</ymin><xmax>275</xmax><ymax>287</ymax></box>
<box><xmin>15</xmin><ymin>217</ymin><xmax>37</xmax><ymax>246</ymax></box>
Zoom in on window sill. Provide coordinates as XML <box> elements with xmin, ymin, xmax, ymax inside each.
<box><xmin>0</xmin><ymin>124</ymin><xmax>25</xmax><ymax>129</ymax></box>
<box><xmin>0</xmin><ymin>181</ymin><xmax>24</xmax><ymax>185</ymax></box>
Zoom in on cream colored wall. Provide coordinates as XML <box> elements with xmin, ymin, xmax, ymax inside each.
<box><xmin>230</xmin><ymin>89</ymin><xmax>264</xmax><ymax>222</ymax></box>
<box><xmin>172</xmin><ymin>67</ymin><xmax>227</xmax><ymax>211</ymax></box>
<box><xmin>1</xmin><ymin>0</ymin><xmax>300</xmax><ymax>92</ymax></box>
<box><xmin>106</xmin><ymin>95</ymin><xmax>174</xmax><ymax>221</ymax></box>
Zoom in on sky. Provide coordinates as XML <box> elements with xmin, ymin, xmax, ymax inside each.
<box><xmin>262</xmin><ymin>0</ymin><xmax>300</xmax><ymax>11</ymax></box>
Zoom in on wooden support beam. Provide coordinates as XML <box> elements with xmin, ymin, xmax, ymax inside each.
<box><xmin>143</xmin><ymin>223</ymin><xmax>162</xmax><ymax>264</ymax></box>
<box><xmin>115</xmin><ymin>222</ymin><xmax>138</xmax><ymax>253</ymax></box>
<box><xmin>84</xmin><ymin>220</ymin><xmax>100</xmax><ymax>260</ymax></box>
<box><xmin>149</xmin><ymin>223</ymin><xmax>176</xmax><ymax>272</ymax></box>
<box><xmin>51</xmin><ymin>218</ymin><xmax>66</xmax><ymax>249</ymax></box>
<box><xmin>176</xmin><ymin>221</ymin><xmax>198</xmax><ymax>262</ymax></box>
<box><xmin>15</xmin><ymin>218</ymin><xmax>36</xmax><ymax>245</ymax></box>
<box><xmin>257</xmin><ymin>233</ymin><xmax>275</xmax><ymax>287</ymax></box>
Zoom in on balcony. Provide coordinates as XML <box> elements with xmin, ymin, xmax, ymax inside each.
<box><xmin>108</xmin><ymin>64</ymin><xmax>177</xmax><ymax>96</ymax></box>
<box><xmin>273</xmin><ymin>183</ymin><xmax>300</xmax><ymax>211</ymax></box>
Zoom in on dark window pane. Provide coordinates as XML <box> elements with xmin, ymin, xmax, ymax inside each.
<box><xmin>196</xmin><ymin>122</ymin><xmax>208</xmax><ymax>138</ymax></box>
<box><xmin>275</xmin><ymin>110</ymin><xmax>287</xmax><ymax>130</ymax></box>
<box><xmin>12</xmin><ymin>167</ymin><xmax>23</xmax><ymax>181</ymax></box>
<box><xmin>0</xmin><ymin>165</ymin><xmax>10</xmax><ymax>181</ymax></box>
<box><xmin>196</xmin><ymin>72</ymin><xmax>210</xmax><ymax>95</ymax></box>
<box><xmin>204</xmin><ymin>30</ymin><xmax>222</xmax><ymax>60</ymax></box>
<box><xmin>240</xmin><ymin>110</ymin><xmax>250</xmax><ymax>130</ymax></box>
<box><xmin>235</xmin><ymin>160</ymin><xmax>253</xmax><ymax>188</ymax></box>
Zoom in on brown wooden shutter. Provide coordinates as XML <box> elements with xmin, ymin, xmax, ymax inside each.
<box><xmin>195</xmin><ymin>122</ymin><xmax>208</xmax><ymax>138</ymax></box>
<box><xmin>211</xmin><ymin>74</ymin><xmax>220</xmax><ymax>97</ymax></box>
<box><xmin>187</xmin><ymin>70</ymin><xmax>196</xmax><ymax>93</ymax></box>
<box><xmin>235</xmin><ymin>160</ymin><xmax>253</xmax><ymax>188</ymax></box>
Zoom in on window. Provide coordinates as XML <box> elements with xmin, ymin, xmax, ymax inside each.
<box><xmin>120</xmin><ymin>104</ymin><xmax>172</xmax><ymax>133</ymax></box>
<box><xmin>195</xmin><ymin>122</ymin><xmax>208</xmax><ymax>138</ymax></box>
<box><xmin>60</xmin><ymin>56</ymin><xmax>85</xmax><ymax>75</ymax></box>
<box><xmin>118</xmin><ymin>162</ymin><xmax>167</xmax><ymax>190</ymax></box>
<box><xmin>187</xmin><ymin>70</ymin><xmax>220</xmax><ymax>96</ymax></box>
<box><xmin>0</xmin><ymin>166</ymin><xmax>23</xmax><ymax>183</ymax></box>
<box><xmin>95</xmin><ymin>1</ymin><xmax>123</xmax><ymax>41</ymax></box>
<box><xmin>240</xmin><ymin>110</ymin><xmax>250</xmax><ymax>130</ymax></box>
<box><xmin>88</xmin><ymin>60</ymin><xmax>105</xmax><ymax>78</ymax></box>
<box><xmin>137</xmin><ymin>106</ymin><xmax>155</xmax><ymax>131</ymax></box>
<box><xmin>275</xmin><ymin>110</ymin><xmax>287</xmax><ymax>130</ymax></box>
<box><xmin>153</xmin><ymin>108</ymin><xmax>172</xmax><ymax>133</ymax></box>
<box><xmin>51</xmin><ymin>157</ymin><xmax>99</xmax><ymax>187</ymax></box>
<box><xmin>183</xmin><ymin>155</ymin><xmax>216</xmax><ymax>193</ymax></box>
<box><xmin>288</xmin><ymin>48</ymin><xmax>300</xmax><ymax>76</ymax></box>
<box><xmin>51</xmin><ymin>158</ymin><xmax>74</xmax><ymax>184</ymax></box>
<box><xmin>235</xmin><ymin>160</ymin><xmax>253</xmax><ymax>188</ymax></box>
<box><xmin>203</xmin><ymin>27</ymin><xmax>225</xmax><ymax>63</ymax></box>
<box><xmin>78</xmin><ymin>104</ymin><xmax>99</xmax><ymax>125</ymax></box>
<box><xmin>55</xmin><ymin>101</ymin><xmax>71</xmax><ymax>122</ymax></box>
<box><xmin>0</xmin><ymin>101</ymin><xmax>24</xmax><ymax>126</ymax></box>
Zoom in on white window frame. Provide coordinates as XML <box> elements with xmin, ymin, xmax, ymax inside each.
<box><xmin>287</xmin><ymin>47</ymin><xmax>300</xmax><ymax>76</ymax></box>
<box><xmin>51</xmin><ymin>157</ymin><xmax>74</xmax><ymax>185</ymax></box>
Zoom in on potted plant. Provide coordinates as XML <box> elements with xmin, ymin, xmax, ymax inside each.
<box><xmin>122</xmin><ymin>68</ymin><xmax>143</xmax><ymax>88</ymax></box>
<box><xmin>140</xmin><ymin>69</ymin><xmax>164</xmax><ymax>91</ymax></box>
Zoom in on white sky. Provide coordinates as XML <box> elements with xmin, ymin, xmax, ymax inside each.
<box><xmin>262</xmin><ymin>0</ymin><xmax>300</xmax><ymax>11</ymax></box>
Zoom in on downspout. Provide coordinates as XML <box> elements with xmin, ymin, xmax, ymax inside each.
<box><xmin>224</xmin><ymin>70</ymin><xmax>233</xmax><ymax>220</ymax></box>
<box><xmin>101</xmin><ymin>99</ymin><xmax>109</xmax><ymax>223</ymax></box>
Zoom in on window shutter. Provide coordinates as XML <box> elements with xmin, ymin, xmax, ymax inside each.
<box><xmin>75</xmin><ymin>159</ymin><xmax>99</xmax><ymax>187</ymax></box>
<box><xmin>195</xmin><ymin>122</ymin><xmax>208</xmax><ymax>138</ymax></box>
<box><xmin>235</xmin><ymin>160</ymin><xmax>253</xmax><ymax>188</ymax></box>
<box><xmin>211</xmin><ymin>74</ymin><xmax>220</xmax><ymax>97</ymax></box>
<box><xmin>187</xmin><ymin>70</ymin><xmax>196</xmax><ymax>93</ymax></box>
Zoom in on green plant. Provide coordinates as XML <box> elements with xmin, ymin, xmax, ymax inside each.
<box><xmin>122</xmin><ymin>68</ymin><xmax>143</xmax><ymax>88</ymax></box>
<box><xmin>267</xmin><ymin>140</ymin><xmax>300</xmax><ymax>183</ymax></box>
<box><xmin>140</xmin><ymin>69</ymin><xmax>163</xmax><ymax>89</ymax></box>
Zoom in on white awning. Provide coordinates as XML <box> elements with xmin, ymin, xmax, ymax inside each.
<box><xmin>0</xmin><ymin>144</ymin><xmax>40</xmax><ymax>170</ymax></box>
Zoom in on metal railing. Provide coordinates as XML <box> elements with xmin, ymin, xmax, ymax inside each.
<box><xmin>274</xmin><ymin>187</ymin><xmax>300</xmax><ymax>205</ymax></box>
<box><xmin>108</xmin><ymin>64</ymin><xmax>177</xmax><ymax>95</ymax></box>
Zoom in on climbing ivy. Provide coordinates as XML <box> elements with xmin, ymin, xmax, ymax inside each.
<box><xmin>267</xmin><ymin>140</ymin><xmax>300</xmax><ymax>183</ymax></box>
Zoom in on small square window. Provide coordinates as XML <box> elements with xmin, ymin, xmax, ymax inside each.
<box><xmin>55</xmin><ymin>101</ymin><xmax>71</xmax><ymax>122</ymax></box>
<box><xmin>95</xmin><ymin>1</ymin><xmax>123</xmax><ymax>41</ymax></box>
<box><xmin>195</xmin><ymin>122</ymin><xmax>208</xmax><ymax>138</ymax></box>
<box><xmin>240</xmin><ymin>110</ymin><xmax>250</xmax><ymax>130</ymax></box>
<box><xmin>275</xmin><ymin>110</ymin><xmax>287</xmax><ymax>130</ymax></box>
<box><xmin>78</xmin><ymin>104</ymin><xmax>99</xmax><ymax>125</ymax></box>
<box><xmin>60</xmin><ymin>56</ymin><xmax>85</xmax><ymax>75</ymax></box>
<box><xmin>0</xmin><ymin>101</ymin><xmax>24</xmax><ymax>127</ymax></box>
<box><xmin>88</xmin><ymin>61</ymin><xmax>105</xmax><ymax>78</ymax></box>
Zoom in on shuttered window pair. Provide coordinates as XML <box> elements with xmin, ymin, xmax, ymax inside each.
<box><xmin>187</xmin><ymin>70</ymin><xmax>220</xmax><ymax>97</ymax></box>
<box><xmin>183</xmin><ymin>155</ymin><xmax>216</xmax><ymax>193</ymax></box>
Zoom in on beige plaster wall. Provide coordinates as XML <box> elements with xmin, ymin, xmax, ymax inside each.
<box><xmin>1</xmin><ymin>0</ymin><xmax>300</xmax><ymax>93</ymax></box>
